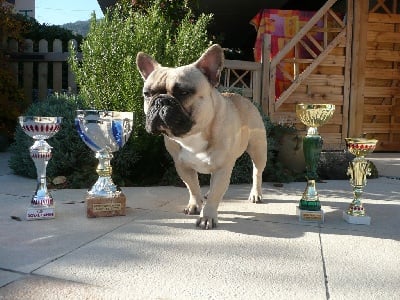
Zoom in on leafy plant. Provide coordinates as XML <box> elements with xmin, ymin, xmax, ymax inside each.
<box><xmin>69</xmin><ymin>0</ymin><xmax>213</xmax><ymax>185</ymax></box>
<box><xmin>8</xmin><ymin>94</ymin><xmax>98</xmax><ymax>188</ymax></box>
<box><xmin>0</xmin><ymin>0</ymin><xmax>30</xmax><ymax>148</ymax></box>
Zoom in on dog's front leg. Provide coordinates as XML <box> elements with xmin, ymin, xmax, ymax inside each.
<box><xmin>174</xmin><ymin>162</ymin><xmax>203</xmax><ymax>215</ymax></box>
<box><xmin>197</xmin><ymin>166</ymin><xmax>233</xmax><ymax>229</ymax></box>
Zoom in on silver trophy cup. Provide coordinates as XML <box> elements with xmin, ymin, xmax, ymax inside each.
<box><xmin>19</xmin><ymin>116</ymin><xmax>62</xmax><ymax>220</ymax></box>
<box><xmin>75</xmin><ymin>110</ymin><xmax>133</xmax><ymax>217</ymax></box>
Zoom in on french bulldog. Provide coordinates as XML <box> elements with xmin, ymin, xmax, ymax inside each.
<box><xmin>136</xmin><ymin>44</ymin><xmax>267</xmax><ymax>229</ymax></box>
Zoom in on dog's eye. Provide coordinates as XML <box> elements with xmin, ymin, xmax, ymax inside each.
<box><xmin>143</xmin><ymin>91</ymin><xmax>151</xmax><ymax>98</ymax></box>
<box><xmin>174</xmin><ymin>89</ymin><xmax>192</xmax><ymax>99</ymax></box>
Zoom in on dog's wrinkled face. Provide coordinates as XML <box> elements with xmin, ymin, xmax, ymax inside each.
<box><xmin>141</xmin><ymin>67</ymin><xmax>197</xmax><ymax>137</ymax></box>
<box><xmin>136</xmin><ymin>45</ymin><xmax>224</xmax><ymax>138</ymax></box>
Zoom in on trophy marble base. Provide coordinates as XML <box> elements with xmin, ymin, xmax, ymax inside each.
<box><xmin>342</xmin><ymin>211</ymin><xmax>371</xmax><ymax>225</ymax></box>
<box><xmin>26</xmin><ymin>207</ymin><xmax>55</xmax><ymax>220</ymax></box>
<box><xmin>297</xmin><ymin>206</ymin><xmax>324</xmax><ymax>223</ymax></box>
<box><xmin>86</xmin><ymin>192</ymin><xmax>126</xmax><ymax>218</ymax></box>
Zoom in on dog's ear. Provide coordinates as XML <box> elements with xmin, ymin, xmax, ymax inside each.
<box><xmin>136</xmin><ymin>52</ymin><xmax>160</xmax><ymax>80</ymax></box>
<box><xmin>194</xmin><ymin>44</ymin><xmax>224</xmax><ymax>87</ymax></box>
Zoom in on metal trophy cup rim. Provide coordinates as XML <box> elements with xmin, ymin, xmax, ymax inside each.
<box><xmin>345</xmin><ymin>138</ymin><xmax>378</xmax><ymax>157</ymax></box>
<box><xmin>19</xmin><ymin>116</ymin><xmax>63</xmax><ymax>140</ymax></box>
<box><xmin>296</xmin><ymin>104</ymin><xmax>335</xmax><ymax>135</ymax></box>
<box><xmin>75</xmin><ymin>110</ymin><xmax>134</xmax><ymax>153</ymax></box>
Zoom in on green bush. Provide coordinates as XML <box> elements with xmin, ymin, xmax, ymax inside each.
<box><xmin>69</xmin><ymin>0</ymin><xmax>213</xmax><ymax>185</ymax></box>
<box><xmin>69</xmin><ymin>0</ymin><xmax>212</xmax><ymax>122</ymax></box>
<box><xmin>8</xmin><ymin>93</ymin><xmax>145</xmax><ymax>188</ymax></box>
<box><xmin>8</xmin><ymin>1</ymin><xmax>305</xmax><ymax>186</ymax></box>
<box><xmin>8</xmin><ymin>94</ymin><xmax>99</xmax><ymax>188</ymax></box>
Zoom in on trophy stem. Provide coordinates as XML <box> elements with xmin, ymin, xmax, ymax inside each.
<box><xmin>295</xmin><ymin>103</ymin><xmax>335</xmax><ymax>223</ymax></box>
<box><xmin>88</xmin><ymin>150</ymin><xmax>119</xmax><ymax>197</ymax></box>
<box><xmin>300</xmin><ymin>130</ymin><xmax>323</xmax><ymax>210</ymax></box>
<box><xmin>343</xmin><ymin>155</ymin><xmax>371</xmax><ymax>224</ymax></box>
<box><xmin>27</xmin><ymin>139</ymin><xmax>55</xmax><ymax>220</ymax></box>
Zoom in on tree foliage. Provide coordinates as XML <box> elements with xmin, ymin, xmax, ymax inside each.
<box><xmin>0</xmin><ymin>0</ymin><xmax>29</xmax><ymax>148</ymax></box>
<box><xmin>68</xmin><ymin>0</ymin><xmax>213</xmax><ymax>185</ymax></box>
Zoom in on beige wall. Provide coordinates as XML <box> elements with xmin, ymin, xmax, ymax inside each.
<box><xmin>12</xmin><ymin>0</ymin><xmax>35</xmax><ymax>18</ymax></box>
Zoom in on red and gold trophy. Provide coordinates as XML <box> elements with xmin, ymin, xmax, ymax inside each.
<box><xmin>343</xmin><ymin>138</ymin><xmax>378</xmax><ymax>225</ymax></box>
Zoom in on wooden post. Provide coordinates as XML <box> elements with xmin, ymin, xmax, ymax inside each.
<box><xmin>261</xmin><ymin>34</ymin><xmax>271</xmax><ymax>115</ymax></box>
<box><xmin>252</xmin><ymin>68</ymin><xmax>261</xmax><ymax>105</ymax></box>
<box><xmin>342</xmin><ymin>0</ymin><xmax>354</xmax><ymax>142</ymax></box>
<box><xmin>38</xmin><ymin>39</ymin><xmax>48</xmax><ymax>100</ymax></box>
<box><xmin>23</xmin><ymin>39</ymin><xmax>33</xmax><ymax>103</ymax></box>
<box><xmin>53</xmin><ymin>39</ymin><xmax>63</xmax><ymax>92</ymax></box>
<box><xmin>349</xmin><ymin>0</ymin><xmax>369</xmax><ymax>137</ymax></box>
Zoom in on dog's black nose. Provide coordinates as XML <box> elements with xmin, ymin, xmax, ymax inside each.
<box><xmin>154</xmin><ymin>95</ymin><xmax>173</xmax><ymax>109</ymax></box>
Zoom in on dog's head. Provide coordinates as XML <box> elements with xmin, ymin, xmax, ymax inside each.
<box><xmin>136</xmin><ymin>44</ymin><xmax>224</xmax><ymax>137</ymax></box>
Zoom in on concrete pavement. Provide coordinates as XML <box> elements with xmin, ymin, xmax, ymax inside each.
<box><xmin>0</xmin><ymin>151</ymin><xmax>399</xmax><ymax>299</ymax></box>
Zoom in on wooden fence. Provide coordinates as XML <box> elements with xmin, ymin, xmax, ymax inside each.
<box><xmin>7</xmin><ymin>38</ymin><xmax>262</xmax><ymax>104</ymax></box>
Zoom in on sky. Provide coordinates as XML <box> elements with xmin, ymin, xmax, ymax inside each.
<box><xmin>35</xmin><ymin>0</ymin><xmax>104</xmax><ymax>25</ymax></box>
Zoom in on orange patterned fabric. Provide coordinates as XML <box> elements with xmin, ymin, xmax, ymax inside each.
<box><xmin>250</xmin><ymin>9</ymin><xmax>322</xmax><ymax>98</ymax></box>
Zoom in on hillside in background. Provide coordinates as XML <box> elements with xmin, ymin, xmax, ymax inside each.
<box><xmin>61</xmin><ymin>20</ymin><xmax>91</xmax><ymax>37</ymax></box>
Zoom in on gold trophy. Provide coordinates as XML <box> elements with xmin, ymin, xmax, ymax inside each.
<box><xmin>343</xmin><ymin>138</ymin><xmax>378</xmax><ymax>225</ymax></box>
<box><xmin>296</xmin><ymin>104</ymin><xmax>335</xmax><ymax>222</ymax></box>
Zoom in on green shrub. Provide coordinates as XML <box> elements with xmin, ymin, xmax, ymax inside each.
<box><xmin>69</xmin><ymin>0</ymin><xmax>213</xmax><ymax>186</ymax></box>
<box><xmin>8</xmin><ymin>94</ymin><xmax>98</xmax><ymax>188</ymax></box>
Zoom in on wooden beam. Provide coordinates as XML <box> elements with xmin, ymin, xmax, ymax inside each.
<box><xmin>342</xmin><ymin>0</ymin><xmax>354</xmax><ymax>141</ymax></box>
<box><xmin>261</xmin><ymin>34</ymin><xmax>271</xmax><ymax>115</ymax></box>
<box><xmin>274</xmin><ymin>29</ymin><xmax>346</xmax><ymax>110</ymax></box>
<box><xmin>270</xmin><ymin>0</ymin><xmax>339</xmax><ymax>69</ymax></box>
<box><xmin>348</xmin><ymin>0</ymin><xmax>369</xmax><ymax>137</ymax></box>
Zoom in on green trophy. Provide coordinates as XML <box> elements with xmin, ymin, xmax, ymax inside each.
<box><xmin>343</xmin><ymin>138</ymin><xmax>378</xmax><ymax>225</ymax></box>
<box><xmin>296</xmin><ymin>104</ymin><xmax>335</xmax><ymax>222</ymax></box>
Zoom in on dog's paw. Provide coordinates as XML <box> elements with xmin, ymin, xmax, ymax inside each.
<box><xmin>183</xmin><ymin>204</ymin><xmax>200</xmax><ymax>215</ymax></box>
<box><xmin>248</xmin><ymin>191</ymin><xmax>263</xmax><ymax>203</ymax></box>
<box><xmin>196</xmin><ymin>217</ymin><xmax>217</xmax><ymax>229</ymax></box>
<box><xmin>196</xmin><ymin>205</ymin><xmax>218</xmax><ymax>229</ymax></box>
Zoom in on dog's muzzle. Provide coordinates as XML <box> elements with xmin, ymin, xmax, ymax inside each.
<box><xmin>146</xmin><ymin>95</ymin><xmax>193</xmax><ymax>137</ymax></box>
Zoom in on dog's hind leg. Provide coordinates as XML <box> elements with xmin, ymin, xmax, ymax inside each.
<box><xmin>246</xmin><ymin>134</ymin><xmax>267</xmax><ymax>203</ymax></box>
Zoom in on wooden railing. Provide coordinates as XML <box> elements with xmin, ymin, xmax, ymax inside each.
<box><xmin>221</xmin><ymin>59</ymin><xmax>262</xmax><ymax>103</ymax></box>
<box><xmin>7</xmin><ymin>38</ymin><xmax>263</xmax><ymax>105</ymax></box>
<box><xmin>268</xmin><ymin>0</ymin><xmax>348</xmax><ymax>112</ymax></box>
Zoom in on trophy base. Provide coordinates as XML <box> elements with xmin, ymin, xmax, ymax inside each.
<box><xmin>86</xmin><ymin>192</ymin><xmax>126</xmax><ymax>218</ymax></box>
<box><xmin>297</xmin><ymin>206</ymin><xmax>324</xmax><ymax>223</ymax></box>
<box><xmin>26</xmin><ymin>207</ymin><xmax>55</xmax><ymax>220</ymax></box>
<box><xmin>342</xmin><ymin>211</ymin><xmax>371</xmax><ymax>225</ymax></box>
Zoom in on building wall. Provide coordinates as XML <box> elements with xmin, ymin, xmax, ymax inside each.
<box><xmin>11</xmin><ymin>0</ymin><xmax>35</xmax><ymax>18</ymax></box>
